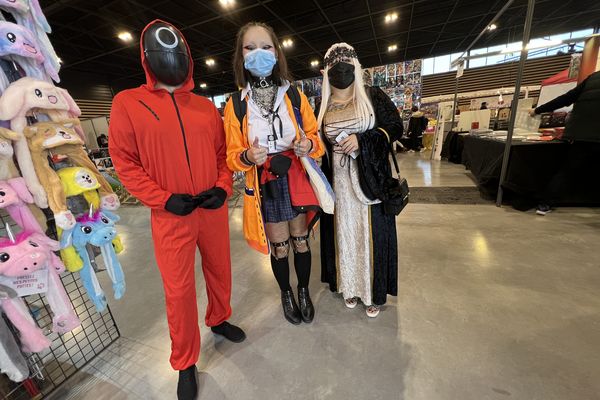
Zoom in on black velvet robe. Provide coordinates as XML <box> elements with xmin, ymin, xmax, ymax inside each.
<box><xmin>319</xmin><ymin>86</ymin><xmax>403</xmax><ymax>305</ymax></box>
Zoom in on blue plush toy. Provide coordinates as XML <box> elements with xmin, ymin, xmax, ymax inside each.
<box><xmin>59</xmin><ymin>206</ymin><xmax>126</xmax><ymax>313</ymax></box>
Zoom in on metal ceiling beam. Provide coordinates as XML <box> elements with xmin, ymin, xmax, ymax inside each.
<box><xmin>428</xmin><ymin>0</ymin><xmax>460</xmax><ymax>55</ymax></box>
<box><xmin>365</xmin><ymin>0</ymin><xmax>383</xmax><ymax>65</ymax></box>
<box><xmin>403</xmin><ymin>0</ymin><xmax>416</xmax><ymax>60</ymax></box>
<box><xmin>256</xmin><ymin>0</ymin><xmax>324</xmax><ymax>58</ymax></box>
<box><xmin>312</xmin><ymin>0</ymin><xmax>343</xmax><ymax>42</ymax></box>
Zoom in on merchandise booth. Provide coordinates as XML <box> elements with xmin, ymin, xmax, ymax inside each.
<box><xmin>0</xmin><ymin>3</ymin><xmax>126</xmax><ymax>398</ymax></box>
<box><xmin>438</xmin><ymin>36</ymin><xmax>600</xmax><ymax>209</ymax></box>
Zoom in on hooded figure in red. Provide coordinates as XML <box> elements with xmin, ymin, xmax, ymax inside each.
<box><xmin>108</xmin><ymin>20</ymin><xmax>245</xmax><ymax>399</ymax></box>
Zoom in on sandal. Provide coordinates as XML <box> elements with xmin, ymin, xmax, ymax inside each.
<box><xmin>366</xmin><ymin>305</ymin><xmax>380</xmax><ymax>318</ymax></box>
<box><xmin>344</xmin><ymin>297</ymin><xmax>358</xmax><ymax>309</ymax></box>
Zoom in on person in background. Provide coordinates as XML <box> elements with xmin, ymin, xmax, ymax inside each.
<box><xmin>96</xmin><ymin>133</ymin><xmax>109</xmax><ymax>148</ymax></box>
<box><xmin>480</xmin><ymin>101</ymin><xmax>488</xmax><ymax>110</ymax></box>
<box><xmin>529</xmin><ymin>70</ymin><xmax>600</xmax><ymax>215</ymax></box>
<box><xmin>407</xmin><ymin>105</ymin><xmax>428</xmax><ymax>152</ymax></box>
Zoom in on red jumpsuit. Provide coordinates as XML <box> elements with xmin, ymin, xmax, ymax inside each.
<box><xmin>108</xmin><ymin>20</ymin><xmax>233</xmax><ymax>371</ymax></box>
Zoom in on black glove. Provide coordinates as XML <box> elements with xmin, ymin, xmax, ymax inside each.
<box><xmin>196</xmin><ymin>187</ymin><xmax>227</xmax><ymax>209</ymax></box>
<box><xmin>165</xmin><ymin>194</ymin><xmax>196</xmax><ymax>216</ymax></box>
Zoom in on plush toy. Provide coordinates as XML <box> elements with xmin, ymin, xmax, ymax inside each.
<box><xmin>0</xmin><ymin>21</ymin><xmax>49</xmax><ymax>82</ymax></box>
<box><xmin>24</xmin><ymin>120</ymin><xmax>120</xmax><ymax>229</ymax></box>
<box><xmin>0</xmin><ymin>127</ymin><xmax>20</xmax><ymax>180</ymax></box>
<box><xmin>0</xmin><ymin>21</ymin><xmax>44</xmax><ymax>64</ymax></box>
<box><xmin>0</xmin><ymin>77</ymin><xmax>82</xmax><ymax>209</ymax></box>
<box><xmin>56</xmin><ymin>165</ymin><xmax>123</xmax><ymax>267</ymax></box>
<box><xmin>0</xmin><ymin>0</ymin><xmax>60</xmax><ymax>82</ymax></box>
<box><xmin>0</xmin><ymin>227</ymin><xmax>79</xmax><ymax>353</ymax></box>
<box><xmin>0</xmin><ymin>315</ymin><xmax>29</xmax><ymax>382</ymax></box>
<box><xmin>60</xmin><ymin>208</ymin><xmax>126</xmax><ymax>313</ymax></box>
<box><xmin>0</xmin><ymin>177</ymin><xmax>45</xmax><ymax>233</ymax></box>
<box><xmin>0</xmin><ymin>295</ymin><xmax>50</xmax><ymax>353</ymax></box>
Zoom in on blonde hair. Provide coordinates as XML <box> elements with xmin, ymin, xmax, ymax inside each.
<box><xmin>317</xmin><ymin>43</ymin><xmax>375</xmax><ymax>133</ymax></box>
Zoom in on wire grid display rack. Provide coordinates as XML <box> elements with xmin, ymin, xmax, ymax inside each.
<box><xmin>0</xmin><ymin>209</ymin><xmax>120</xmax><ymax>399</ymax></box>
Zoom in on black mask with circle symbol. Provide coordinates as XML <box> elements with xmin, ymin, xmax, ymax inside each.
<box><xmin>142</xmin><ymin>22</ymin><xmax>190</xmax><ymax>87</ymax></box>
<box><xmin>328</xmin><ymin>62</ymin><xmax>356</xmax><ymax>90</ymax></box>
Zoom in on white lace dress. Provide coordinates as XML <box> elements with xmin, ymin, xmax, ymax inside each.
<box><xmin>324</xmin><ymin>100</ymin><xmax>380</xmax><ymax>306</ymax></box>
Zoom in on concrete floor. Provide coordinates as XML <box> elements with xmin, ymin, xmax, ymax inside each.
<box><xmin>48</xmin><ymin>153</ymin><xmax>600</xmax><ymax>400</ymax></box>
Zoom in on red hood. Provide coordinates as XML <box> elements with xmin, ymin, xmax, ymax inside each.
<box><xmin>140</xmin><ymin>19</ymin><xmax>195</xmax><ymax>93</ymax></box>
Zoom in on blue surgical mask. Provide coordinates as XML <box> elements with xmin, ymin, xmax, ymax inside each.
<box><xmin>244</xmin><ymin>48</ymin><xmax>277</xmax><ymax>78</ymax></box>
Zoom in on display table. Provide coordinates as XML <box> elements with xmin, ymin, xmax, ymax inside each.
<box><xmin>461</xmin><ymin>135</ymin><xmax>600</xmax><ymax>206</ymax></box>
<box><xmin>441</xmin><ymin>131</ymin><xmax>468</xmax><ymax>163</ymax></box>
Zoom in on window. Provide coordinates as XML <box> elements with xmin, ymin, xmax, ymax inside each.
<box><xmin>433</xmin><ymin>54</ymin><xmax>451</xmax><ymax>74</ymax></box>
<box><xmin>570</xmin><ymin>28</ymin><xmax>594</xmax><ymax>39</ymax></box>
<box><xmin>422</xmin><ymin>57</ymin><xmax>434</xmax><ymax>75</ymax></box>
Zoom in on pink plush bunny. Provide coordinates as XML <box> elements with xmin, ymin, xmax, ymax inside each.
<box><xmin>0</xmin><ymin>77</ymin><xmax>82</xmax><ymax>210</ymax></box>
<box><xmin>0</xmin><ymin>177</ymin><xmax>47</xmax><ymax>233</ymax></box>
<box><xmin>0</xmin><ymin>229</ymin><xmax>80</xmax><ymax>336</ymax></box>
<box><xmin>0</xmin><ymin>297</ymin><xmax>51</xmax><ymax>353</ymax></box>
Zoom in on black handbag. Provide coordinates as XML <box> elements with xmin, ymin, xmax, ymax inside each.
<box><xmin>383</xmin><ymin>143</ymin><xmax>410</xmax><ymax>216</ymax></box>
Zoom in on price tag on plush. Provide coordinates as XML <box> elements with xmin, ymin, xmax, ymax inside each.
<box><xmin>0</xmin><ymin>269</ymin><xmax>49</xmax><ymax>297</ymax></box>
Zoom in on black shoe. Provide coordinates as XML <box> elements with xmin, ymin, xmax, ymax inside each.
<box><xmin>281</xmin><ymin>289</ymin><xmax>301</xmax><ymax>325</ymax></box>
<box><xmin>177</xmin><ymin>365</ymin><xmax>198</xmax><ymax>400</ymax></box>
<box><xmin>297</xmin><ymin>287</ymin><xmax>315</xmax><ymax>323</ymax></box>
<box><xmin>210</xmin><ymin>321</ymin><xmax>246</xmax><ymax>343</ymax></box>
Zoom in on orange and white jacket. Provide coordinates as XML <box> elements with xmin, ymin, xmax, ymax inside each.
<box><xmin>223</xmin><ymin>85</ymin><xmax>324</xmax><ymax>254</ymax></box>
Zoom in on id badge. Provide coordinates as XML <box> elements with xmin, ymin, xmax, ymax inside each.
<box><xmin>267</xmin><ymin>134</ymin><xmax>277</xmax><ymax>153</ymax></box>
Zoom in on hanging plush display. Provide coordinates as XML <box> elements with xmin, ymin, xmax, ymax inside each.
<box><xmin>54</xmin><ymin>165</ymin><xmax>124</xmax><ymax>271</ymax></box>
<box><xmin>23</xmin><ymin>119</ymin><xmax>120</xmax><ymax>230</ymax></box>
<box><xmin>0</xmin><ymin>77</ymin><xmax>82</xmax><ymax>211</ymax></box>
<box><xmin>0</xmin><ymin>21</ymin><xmax>51</xmax><ymax>81</ymax></box>
<box><xmin>0</xmin><ymin>0</ymin><xmax>60</xmax><ymax>82</ymax></box>
<box><xmin>59</xmin><ymin>206</ymin><xmax>126</xmax><ymax>313</ymax></box>
<box><xmin>0</xmin><ymin>224</ymin><xmax>80</xmax><ymax>353</ymax></box>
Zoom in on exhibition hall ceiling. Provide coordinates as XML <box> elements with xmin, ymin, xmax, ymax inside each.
<box><xmin>43</xmin><ymin>0</ymin><xmax>600</xmax><ymax>94</ymax></box>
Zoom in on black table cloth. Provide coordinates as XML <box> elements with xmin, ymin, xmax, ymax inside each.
<box><xmin>461</xmin><ymin>135</ymin><xmax>600</xmax><ymax>207</ymax></box>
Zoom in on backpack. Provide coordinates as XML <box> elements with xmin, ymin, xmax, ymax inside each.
<box><xmin>231</xmin><ymin>85</ymin><xmax>303</xmax><ymax>130</ymax></box>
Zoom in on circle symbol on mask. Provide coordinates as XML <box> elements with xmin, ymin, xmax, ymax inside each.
<box><xmin>155</xmin><ymin>27</ymin><xmax>179</xmax><ymax>49</ymax></box>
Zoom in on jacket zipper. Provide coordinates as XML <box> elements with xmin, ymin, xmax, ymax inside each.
<box><xmin>138</xmin><ymin>100</ymin><xmax>160</xmax><ymax>120</ymax></box>
<box><xmin>169</xmin><ymin>92</ymin><xmax>193</xmax><ymax>180</ymax></box>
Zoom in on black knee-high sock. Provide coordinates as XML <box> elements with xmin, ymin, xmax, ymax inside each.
<box><xmin>294</xmin><ymin>251</ymin><xmax>311</xmax><ymax>288</ymax></box>
<box><xmin>271</xmin><ymin>256</ymin><xmax>291</xmax><ymax>291</ymax></box>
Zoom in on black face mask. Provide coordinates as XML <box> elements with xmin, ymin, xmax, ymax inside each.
<box><xmin>328</xmin><ymin>62</ymin><xmax>355</xmax><ymax>89</ymax></box>
<box><xmin>142</xmin><ymin>22</ymin><xmax>190</xmax><ymax>86</ymax></box>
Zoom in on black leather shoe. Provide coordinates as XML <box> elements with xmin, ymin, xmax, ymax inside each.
<box><xmin>211</xmin><ymin>321</ymin><xmax>246</xmax><ymax>343</ymax></box>
<box><xmin>297</xmin><ymin>287</ymin><xmax>315</xmax><ymax>323</ymax></box>
<box><xmin>177</xmin><ymin>365</ymin><xmax>198</xmax><ymax>400</ymax></box>
<box><xmin>281</xmin><ymin>289</ymin><xmax>301</xmax><ymax>325</ymax></box>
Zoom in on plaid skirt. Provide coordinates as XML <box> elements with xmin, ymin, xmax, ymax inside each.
<box><xmin>262</xmin><ymin>176</ymin><xmax>300</xmax><ymax>223</ymax></box>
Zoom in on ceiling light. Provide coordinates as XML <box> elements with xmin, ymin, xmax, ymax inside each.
<box><xmin>282</xmin><ymin>38</ymin><xmax>293</xmax><ymax>48</ymax></box>
<box><xmin>310</xmin><ymin>60</ymin><xmax>319</xmax><ymax>67</ymax></box>
<box><xmin>385</xmin><ymin>12</ymin><xmax>398</xmax><ymax>23</ymax></box>
<box><xmin>118</xmin><ymin>31</ymin><xmax>133</xmax><ymax>42</ymax></box>
<box><xmin>206</xmin><ymin>58</ymin><xmax>216</xmax><ymax>66</ymax></box>
<box><xmin>200</xmin><ymin>83</ymin><xmax>207</xmax><ymax>88</ymax></box>
<box><xmin>219</xmin><ymin>0</ymin><xmax>235</xmax><ymax>7</ymax></box>
<box><xmin>388</xmin><ymin>44</ymin><xmax>398</xmax><ymax>52</ymax></box>
<box><xmin>487</xmin><ymin>23</ymin><xmax>497</xmax><ymax>31</ymax></box>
